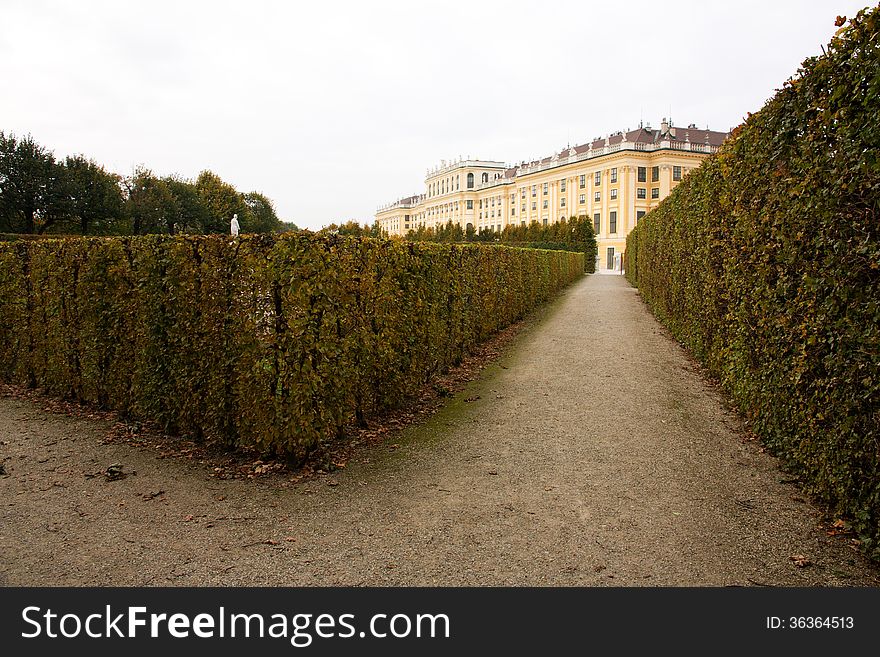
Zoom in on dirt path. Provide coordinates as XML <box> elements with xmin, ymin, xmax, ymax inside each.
<box><xmin>1</xmin><ymin>274</ymin><xmax>877</xmax><ymax>586</ymax></box>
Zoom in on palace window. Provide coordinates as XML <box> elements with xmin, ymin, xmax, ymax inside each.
<box><xmin>466</xmin><ymin>200</ymin><xmax>473</xmax><ymax>209</ymax></box>
<box><xmin>610</xmin><ymin>168</ymin><xmax>617</xmax><ymax>183</ymax></box>
<box><xmin>531</xmin><ymin>201</ymin><xmax>536</xmax><ymax>210</ymax></box>
<box><xmin>543</xmin><ymin>183</ymin><xmax>548</xmax><ymax>195</ymax></box>
<box><xmin>560</xmin><ymin>198</ymin><xmax>566</xmax><ymax>207</ymax></box>
<box><xmin>579</xmin><ymin>174</ymin><xmax>586</xmax><ymax>189</ymax></box>
<box><xmin>610</xmin><ymin>189</ymin><xmax>618</xmax><ymax>200</ymax></box>
<box><xmin>543</xmin><ymin>200</ymin><xmax>548</xmax><ymax>209</ymax></box>
<box><xmin>594</xmin><ymin>191</ymin><xmax>601</xmax><ymax>202</ymax></box>
<box><xmin>651</xmin><ymin>166</ymin><xmax>659</xmax><ymax>182</ymax></box>
<box><xmin>482</xmin><ymin>172</ymin><xmax>489</xmax><ymax>183</ymax></box>
<box><xmin>521</xmin><ymin>188</ymin><xmax>526</xmax><ymax>199</ymax></box>
<box><xmin>637</xmin><ymin>188</ymin><xmax>646</xmax><ymax>199</ymax></box>
<box><xmin>579</xmin><ymin>194</ymin><xmax>585</xmax><ymax>204</ymax></box>
<box><xmin>593</xmin><ymin>213</ymin><xmax>600</xmax><ymax>235</ymax></box>
<box><xmin>610</xmin><ymin>211</ymin><xmax>617</xmax><ymax>234</ymax></box>
<box><xmin>467</xmin><ymin>173</ymin><xmax>474</xmax><ymax>189</ymax></box>
<box><xmin>637</xmin><ymin>166</ymin><xmax>646</xmax><ymax>182</ymax></box>
<box><xmin>651</xmin><ymin>187</ymin><xmax>659</xmax><ymax>199</ymax></box>
<box><xmin>637</xmin><ymin>210</ymin><xmax>646</xmax><ymax>222</ymax></box>
<box><xmin>532</xmin><ymin>185</ymin><xmax>537</xmax><ymax>197</ymax></box>
<box><xmin>522</xmin><ymin>203</ymin><xmax>526</xmax><ymax>212</ymax></box>
<box><xmin>594</xmin><ymin>171</ymin><xmax>601</xmax><ymax>185</ymax></box>
<box><xmin>673</xmin><ymin>165</ymin><xmax>682</xmax><ymax>181</ymax></box>
<box><xmin>511</xmin><ymin>207</ymin><xmax>516</xmax><ymax>215</ymax></box>
<box><xmin>560</xmin><ymin>179</ymin><xmax>567</xmax><ymax>192</ymax></box>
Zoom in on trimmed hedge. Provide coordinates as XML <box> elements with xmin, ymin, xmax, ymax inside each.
<box><xmin>626</xmin><ymin>8</ymin><xmax>880</xmax><ymax>555</ymax></box>
<box><xmin>500</xmin><ymin>241</ymin><xmax>597</xmax><ymax>273</ymax></box>
<box><xmin>0</xmin><ymin>233</ymin><xmax>583</xmax><ymax>459</ymax></box>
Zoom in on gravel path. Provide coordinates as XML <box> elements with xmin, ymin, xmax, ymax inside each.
<box><xmin>1</xmin><ymin>273</ymin><xmax>877</xmax><ymax>586</ymax></box>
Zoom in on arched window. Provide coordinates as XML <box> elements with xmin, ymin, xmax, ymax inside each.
<box><xmin>467</xmin><ymin>173</ymin><xmax>474</xmax><ymax>189</ymax></box>
<box><xmin>481</xmin><ymin>172</ymin><xmax>489</xmax><ymax>183</ymax></box>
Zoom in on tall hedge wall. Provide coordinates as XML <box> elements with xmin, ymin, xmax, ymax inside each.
<box><xmin>626</xmin><ymin>8</ymin><xmax>880</xmax><ymax>555</ymax></box>
<box><xmin>0</xmin><ymin>233</ymin><xmax>583</xmax><ymax>459</ymax></box>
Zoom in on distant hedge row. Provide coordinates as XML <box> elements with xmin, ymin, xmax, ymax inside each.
<box><xmin>500</xmin><ymin>241</ymin><xmax>597</xmax><ymax>272</ymax></box>
<box><xmin>626</xmin><ymin>8</ymin><xmax>880</xmax><ymax>555</ymax></box>
<box><xmin>0</xmin><ymin>234</ymin><xmax>583</xmax><ymax>458</ymax></box>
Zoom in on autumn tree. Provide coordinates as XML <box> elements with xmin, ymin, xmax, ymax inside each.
<box><xmin>242</xmin><ymin>191</ymin><xmax>282</xmax><ymax>233</ymax></box>
<box><xmin>62</xmin><ymin>155</ymin><xmax>125</xmax><ymax>235</ymax></box>
<box><xmin>277</xmin><ymin>220</ymin><xmax>300</xmax><ymax>232</ymax></box>
<box><xmin>162</xmin><ymin>176</ymin><xmax>211</xmax><ymax>234</ymax></box>
<box><xmin>195</xmin><ymin>170</ymin><xmax>247</xmax><ymax>234</ymax></box>
<box><xmin>0</xmin><ymin>131</ymin><xmax>69</xmax><ymax>234</ymax></box>
<box><xmin>124</xmin><ymin>168</ymin><xmax>176</xmax><ymax>234</ymax></box>
<box><xmin>320</xmin><ymin>220</ymin><xmax>374</xmax><ymax>237</ymax></box>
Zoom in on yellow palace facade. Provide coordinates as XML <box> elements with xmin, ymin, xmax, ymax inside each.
<box><xmin>376</xmin><ymin>120</ymin><xmax>728</xmax><ymax>271</ymax></box>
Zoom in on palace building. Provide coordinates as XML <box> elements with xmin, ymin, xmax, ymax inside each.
<box><xmin>375</xmin><ymin>120</ymin><xmax>728</xmax><ymax>271</ymax></box>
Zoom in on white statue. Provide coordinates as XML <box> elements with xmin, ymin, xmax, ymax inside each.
<box><xmin>230</xmin><ymin>213</ymin><xmax>240</xmax><ymax>236</ymax></box>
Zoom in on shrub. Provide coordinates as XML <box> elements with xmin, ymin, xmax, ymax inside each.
<box><xmin>626</xmin><ymin>8</ymin><xmax>880</xmax><ymax>556</ymax></box>
<box><xmin>0</xmin><ymin>234</ymin><xmax>583</xmax><ymax>460</ymax></box>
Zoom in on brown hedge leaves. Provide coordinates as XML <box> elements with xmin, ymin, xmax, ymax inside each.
<box><xmin>0</xmin><ymin>233</ymin><xmax>583</xmax><ymax>461</ymax></box>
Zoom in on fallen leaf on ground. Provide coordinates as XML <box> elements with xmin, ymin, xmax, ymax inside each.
<box><xmin>790</xmin><ymin>554</ymin><xmax>812</xmax><ymax>568</ymax></box>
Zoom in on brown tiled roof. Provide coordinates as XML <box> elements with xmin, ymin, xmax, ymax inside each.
<box><xmin>668</xmin><ymin>127</ymin><xmax>727</xmax><ymax>147</ymax></box>
<box><xmin>502</xmin><ymin>124</ymin><xmax>729</xmax><ymax>179</ymax></box>
<box><xmin>549</xmin><ymin>124</ymin><xmax>728</xmax><ymax>161</ymax></box>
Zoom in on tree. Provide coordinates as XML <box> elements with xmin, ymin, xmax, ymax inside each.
<box><xmin>62</xmin><ymin>155</ymin><xmax>125</xmax><ymax>235</ymax></box>
<box><xmin>277</xmin><ymin>220</ymin><xmax>299</xmax><ymax>232</ymax></box>
<box><xmin>195</xmin><ymin>170</ymin><xmax>247</xmax><ymax>234</ymax></box>
<box><xmin>124</xmin><ymin>168</ymin><xmax>176</xmax><ymax>235</ymax></box>
<box><xmin>320</xmin><ymin>220</ymin><xmax>373</xmax><ymax>237</ymax></box>
<box><xmin>242</xmin><ymin>191</ymin><xmax>282</xmax><ymax>233</ymax></box>
<box><xmin>163</xmin><ymin>176</ymin><xmax>211</xmax><ymax>234</ymax></box>
<box><xmin>0</xmin><ymin>132</ymin><xmax>69</xmax><ymax>234</ymax></box>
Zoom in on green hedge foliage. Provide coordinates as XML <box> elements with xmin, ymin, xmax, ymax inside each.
<box><xmin>0</xmin><ymin>234</ymin><xmax>583</xmax><ymax>459</ymax></box>
<box><xmin>626</xmin><ymin>8</ymin><xmax>880</xmax><ymax>555</ymax></box>
<box><xmin>495</xmin><ymin>241</ymin><xmax>596</xmax><ymax>273</ymax></box>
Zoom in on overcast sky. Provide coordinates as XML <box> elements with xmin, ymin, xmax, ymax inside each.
<box><xmin>1</xmin><ymin>0</ymin><xmax>869</xmax><ymax>230</ymax></box>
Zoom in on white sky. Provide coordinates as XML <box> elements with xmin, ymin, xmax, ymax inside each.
<box><xmin>1</xmin><ymin>0</ymin><xmax>869</xmax><ymax>230</ymax></box>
